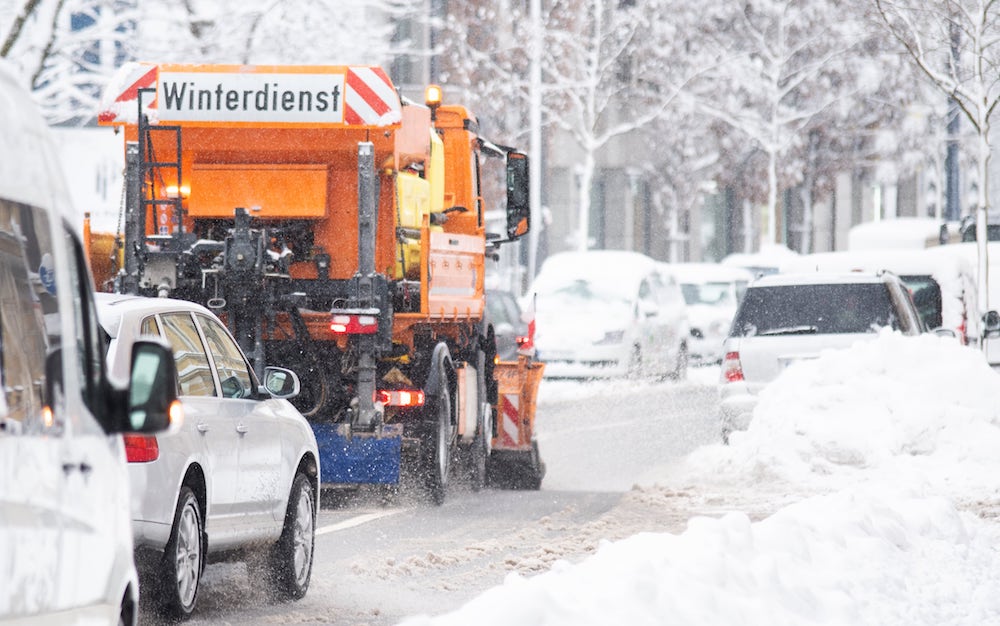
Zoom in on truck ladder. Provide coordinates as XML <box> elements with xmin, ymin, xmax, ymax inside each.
<box><xmin>137</xmin><ymin>87</ymin><xmax>183</xmax><ymax>240</ymax></box>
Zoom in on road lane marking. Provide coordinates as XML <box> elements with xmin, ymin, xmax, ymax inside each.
<box><xmin>316</xmin><ymin>509</ymin><xmax>402</xmax><ymax>536</ymax></box>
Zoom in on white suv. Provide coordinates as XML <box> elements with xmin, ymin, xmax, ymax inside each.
<box><xmin>719</xmin><ymin>271</ymin><xmax>924</xmax><ymax>442</ymax></box>
<box><xmin>0</xmin><ymin>63</ymin><xmax>176</xmax><ymax>624</ymax></box>
<box><xmin>96</xmin><ymin>294</ymin><xmax>320</xmax><ymax>619</ymax></box>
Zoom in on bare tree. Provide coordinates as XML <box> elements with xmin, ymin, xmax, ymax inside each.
<box><xmin>873</xmin><ymin>0</ymin><xmax>1000</xmax><ymax>310</ymax></box>
<box><xmin>692</xmin><ymin>0</ymin><xmax>866</xmax><ymax>250</ymax></box>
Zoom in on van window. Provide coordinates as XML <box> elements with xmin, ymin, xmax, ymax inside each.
<box><xmin>66</xmin><ymin>227</ymin><xmax>105</xmax><ymax>418</ymax></box>
<box><xmin>0</xmin><ymin>199</ymin><xmax>60</xmax><ymax>436</ymax></box>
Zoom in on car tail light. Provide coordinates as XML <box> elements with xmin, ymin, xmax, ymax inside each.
<box><xmin>377</xmin><ymin>389</ymin><xmax>425</xmax><ymax>407</ymax></box>
<box><xmin>330</xmin><ymin>313</ymin><xmax>378</xmax><ymax>334</ymax></box>
<box><xmin>124</xmin><ymin>434</ymin><xmax>159</xmax><ymax>463</ymax></box>
<box><xmin>515</xmin><ymin>335</ymin><xmax>530</xmax><ymax>347</ymax></box>
<box><xmin>722</xmin><ymin>351</ymin><xmax>744</xmax><ymax>382</ymax></box>
<box><xmin>958</xmin><ymin>319</ymin><xmax>968</xmax><ymax>345</ymax></box>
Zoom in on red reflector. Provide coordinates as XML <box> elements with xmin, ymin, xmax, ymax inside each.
<box><xmin>376</xmin><ymin>389</ymin><xmax>425</xmax><ymax>407</ymax></box>
<box><xmin>722</xmin><ymin>351</ymin><xmax>744</xmax><ymax>382</ymax></box>
<box><xmin>123</xmin><ymin>434</ymin><xmax>159</xmax><ymax>463</ymax></box>
<box><xmin>330</xmin><ymin>314</ymin><xmax>378</xmax><ymax>334</ymax></box>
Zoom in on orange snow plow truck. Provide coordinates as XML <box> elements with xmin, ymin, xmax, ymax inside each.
<box><xmin>92</xmin><ymin>63</ymin><xmax>545</xmax><ymax>501</ymax></box>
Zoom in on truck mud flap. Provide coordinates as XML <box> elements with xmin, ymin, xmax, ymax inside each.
<box><xmin>312</xmin><ymin>423</ymin><xmax>403</xmax><ymax>485</ymax></box>
<box><xmin>492</xmin><ymin>356</ymin><xmax>544</xmax><ymax>452</ymax></box>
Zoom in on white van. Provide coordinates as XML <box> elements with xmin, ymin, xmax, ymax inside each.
<box><xmin>0</xmin><ymin>63</ymin><xmax>177</xmax><ymax>624</ymax></box>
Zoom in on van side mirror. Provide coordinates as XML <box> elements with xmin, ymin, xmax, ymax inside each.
<box><xmin>984</xmin><ymin>310</ymin><xmax>1000</xmax><ymax>337</ymax></box>
<box><xmin>123</xmin><ymin>339</ymin><xmax>179</xmax><ymax>433</ymax></box>
<box><xmin>506</xmin><ymin>151</ymin><xmax>530</xmax><ymax>240</ymax></box>
<box><xmin>261</xmin><ymin>366</ymin><xmax>300</xmax><ymax>399</ymax></box>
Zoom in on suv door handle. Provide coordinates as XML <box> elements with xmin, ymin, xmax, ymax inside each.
<box><xmin>196</xmin><ymin>422</ymin><xmax>209</xmax><ymax>433</ymax></box>
<box><xmin>235</xmin><ymin>422</ymin><xmax>248</xmax><ymax>435</ymax></box>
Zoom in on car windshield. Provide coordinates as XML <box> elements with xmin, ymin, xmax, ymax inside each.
<box><xmin>535</xmin><ymin>276</ymin><xmax>632</xmax><ymax>306</ymax></box>
<box><xmin>731</xmin><ymin>283</ymin><xmax>897</xmax><ymax>337</ymax></box>
<box><xmin>681</xmin><ymin>282</ymin><xmax>734</xmax><ymax>306</ymax></box>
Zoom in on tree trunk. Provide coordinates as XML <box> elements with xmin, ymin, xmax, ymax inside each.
<box><xmin>576</xmin><ymin>150</ymin><xmax>595</xmax><ymax>252</ymax></box>
<box><xmin>766</xmin><ymin>148</ymin><xmax>778</xmax><ymax>246</ymax></box>
<box><xmin>976</xmin><ymin>125</ymin><xmax>991</xmax><ymax>314</ymax></box>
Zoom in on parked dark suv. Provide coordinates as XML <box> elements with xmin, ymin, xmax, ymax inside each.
<box><xmin>718</xmin><ymin>271</ymin><xmax>924</xmax><ymax>442</ymax></box>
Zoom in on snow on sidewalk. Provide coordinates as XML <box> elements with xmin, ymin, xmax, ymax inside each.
<box><xmin>400</xmin><ymin>331</ymin><xmax>1000</xmax><ymax>625</ymax></box>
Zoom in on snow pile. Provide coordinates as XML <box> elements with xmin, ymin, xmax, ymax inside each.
<box><xmin>680</xmin><ymin>330</ymin><xmax>1000</xmax><ymax>496</ymax></box>
<box><xmin>401</xmin><ymin>487</ymin><xmax>1000</xmax><ymax>626</ymax></box>
<box><xmin>400</xmin><ymin>331</ymin><xmax>1000</xmax><ymax>625</ymax></box>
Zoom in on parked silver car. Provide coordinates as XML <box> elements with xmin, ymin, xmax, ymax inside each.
<box><xmin>96</xmin><ymin>294</ymin><xmax>320</xmax><ymax>618</ymax></box>
<box><xmin>719</xmin><ymin>271</ymin><xmax>924</xmax><ymax>442</ymax></box>
<box><xmin>662</xmin><ymin>262</ymin><xmax>753</xmax><ymax>365</ymax></box>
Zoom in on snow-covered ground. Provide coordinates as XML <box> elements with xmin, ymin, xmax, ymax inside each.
<box><xmin>401</xmin><ymin>331</ymin><xmax>1000</xmax><ymax>625</ymax></box>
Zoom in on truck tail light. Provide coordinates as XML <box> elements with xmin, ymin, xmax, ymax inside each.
<box><xmin>124</xmin><ymin>434</ymin><xmax>159</xmax><ymax>463</ymax></box>
<box><xmin>377</xmin><ymin>389</ymin><xmax>425</xmax><ymax>407</ymax></box>
<box><xmin>330</xmin><ymin>314</ymin><xmax>378</xmax><ymax>334</ymax></box>
<box><xmin>722</xmin><ymin>351</ymin><xmax>744</xmax><ymax>382</ymax></box>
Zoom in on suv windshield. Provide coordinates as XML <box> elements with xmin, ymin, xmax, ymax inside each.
<box><xmin>731</xmin><ymin>283</ymin><xmax>897</xmax><ymax>337</ymax></box>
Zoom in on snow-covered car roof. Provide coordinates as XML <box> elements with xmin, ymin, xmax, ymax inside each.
<box><xmin>750</xmin><ymin>271</ymin><xmax>896</xmax><ymax>288</ymax></box>
<box><xmin>847</xmin><ymin>217</ymin><xmax>947</xmax><ymax>250</ymax></box>
<box><xmin>0</xmin><ymin>61</ymin><xmax>75</xmax><ymax>223</ymax></box>
<box><xmin>660</xmin><ymin>262</ymin><xmax>754</xmax><ymax>284</ymax></box>
<box><xmin>530</xmin><ymin>250</ymin><xmax>657</xmax><ymax>295</ymax></box>
<box><xmin>786</xmin><ymin>248</ymin><xmax>973</xmax><ymax>280</ymax></box>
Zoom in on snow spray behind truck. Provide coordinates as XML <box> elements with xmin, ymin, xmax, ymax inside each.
<box><xmin>92</xmin><ymin>63</ymin><xmax>545</xmax><ymax>502</ymax></box>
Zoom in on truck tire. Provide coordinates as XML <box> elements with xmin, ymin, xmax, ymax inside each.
<box><xmin>157</xmin><ymin>486</ymin><xmax>203</xmax><ymax>618</ymax></box>
<box><xmin>424</xmin><ymin>362</ymin><xmax>454</xmax><ymax>505</ymax></box>
<box><xmin>469</xmin><ymin>351</ymin><xmax>490</xmax><ymax>491</ymax></box>
<box><xmin>269</xmin><ymin>472</ymin><xmax>316</xmax><ymax>600</ymax></box>
<box><xmin>523</xmin><ymin>440</ymin><xmax>545</xmax><ymax>490</ymax></box>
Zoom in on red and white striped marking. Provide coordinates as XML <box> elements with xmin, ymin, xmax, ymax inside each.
<box><xmin>498</xmin><ymin>393</ymin><xmax>521</xmax><ymax>448</ymax></box>
<box><xmin>344</xmin><ymin>66</ymin><xmax>401</xmax><ymax>126</ymax></box>
<box><xmin>98</xmin><ymin>62</ymin><xmax>156</xmax><ymax>123</ymax></box>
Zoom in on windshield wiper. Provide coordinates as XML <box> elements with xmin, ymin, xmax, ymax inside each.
<box><xmin>756</xmin><ymin>325</ymin><xmax>819</xmax><ymax>336</ymax></box>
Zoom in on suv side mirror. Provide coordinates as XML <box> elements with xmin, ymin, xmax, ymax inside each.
<box><xmin>121</xmin><ymin>339</ymin><xmax>179</xmax><ymax>433</ymax></box>
<box><xmin>261</xmin><ymin>366</ymin><xmax>301</xmax><ymax>399</ymax></box>
<box><xmin>506</xmin><ymin>151</ymin><xmax>530</xmax><ymax>240</ymax></box>
<box><xmin>984</xmin><ymin>310</ymin><xmax>1000</xmax><ymax>337</ymax></box>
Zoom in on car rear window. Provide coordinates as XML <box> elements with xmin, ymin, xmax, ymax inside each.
<box><xmin>731</xmin><ymin>283</ymin><xmax>898</xmax><ymax>337</ymax></box>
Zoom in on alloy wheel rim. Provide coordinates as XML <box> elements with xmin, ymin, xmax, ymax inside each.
<box><xmin>291</xmin><ymin>487</ymin><xmax>314</xmax><ymax>586</ymax></box>
<box><xmin>175</xmin><ymin>502</ymin><xmax>201</xmax><ymax>608</ymax></box>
